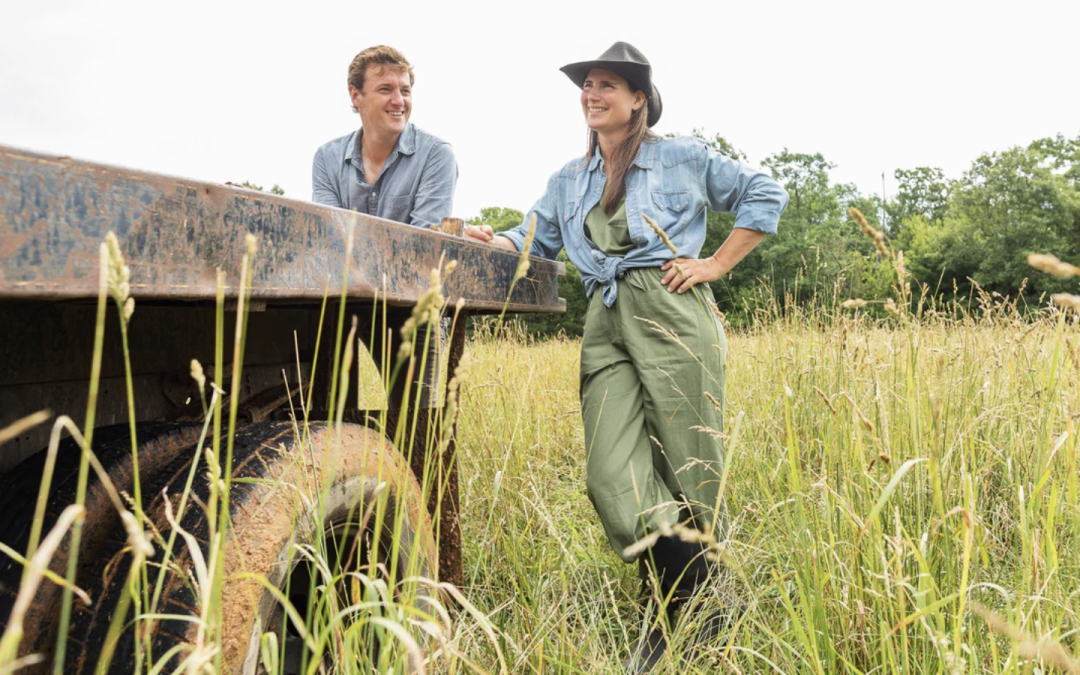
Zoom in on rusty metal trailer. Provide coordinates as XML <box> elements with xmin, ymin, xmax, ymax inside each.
<box><xmin>0</xmin><ymin>145</ymin><xmax>564</xmax><ymax>673</ymax></box>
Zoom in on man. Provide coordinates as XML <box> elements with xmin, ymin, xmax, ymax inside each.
<box><xmin>312</xmin><ymin>45</ymin><xmax>457</xmax><ymax>226</ymax></box>
<box><xmin>312</xmin><ymin>45</ymin><xmax>454</xmax><ymax>411</ymax></box>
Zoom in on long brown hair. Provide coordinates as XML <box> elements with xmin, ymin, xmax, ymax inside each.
<box><xmin>586</xmin><ymin>82</ymin><xmax>656</xmax><ymax>214</ymax></box>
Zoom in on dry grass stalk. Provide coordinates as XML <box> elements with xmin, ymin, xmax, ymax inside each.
<box><xmin>0</xmin><ymin>542</ymin><xmax>91</xmax><ymax>607</ymax></box>
<box><xmin>514</xmin><ymin>213</ymin><xmax>537</xmax><ymax>281</ymax></box>
<box><xmin>850</xmin><ymin>207</ymin><xmax>888</xmax><ymax>258</ymax></box>
<box><xmin>1052</xmin><ymin>293</ymin><xmax>1080</xmax><ymax>311</ymax></box>
<box><xmin>0</xmin><ymin>410</ymin><xmax>50</xmax><ymax>447</ymax></box>
<box><xmin>813</xmin><ymin>386</ymin><xmax>839</xmax><ymax>416</ymax></box>
<box><xmin>1028</xmin><ymin>253</ymin><xmax>1080</xmax><ymax>278</ymax></box>
<box><xmin>642</xmin><ymin>214</ymin><xmax>677</xmax><ymax>256</ymax></box>
<box><xmin>972</xmin><ymin>603</ymin><xmax>1080</xmax><ymax>674</ymax></box>
<box><xmin>633</xmin><ymin>316</ymin><xmax>718</xmax><ymax>384</ymax></box>
<box><xmin>842</xmin><ymin>299</ymin><xmax>868</xmax><ymax>310</ymax></box>
<box><xmin>0</xmin><ymin>505</ymin><xmax>85</xmax><ymax>663</ymax></box>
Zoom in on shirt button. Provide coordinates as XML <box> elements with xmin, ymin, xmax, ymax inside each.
<box><xmin>372</xmin><ymin>191</ymin><xmax>377</xmax><ymax>197</ymax></box>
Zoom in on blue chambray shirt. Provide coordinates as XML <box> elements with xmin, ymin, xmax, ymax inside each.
<box><xmin>311</xmin><ymin>123</ymin><xmax>458</xmax><ymax>228</ymax></box>
<box><xmin>501</xmin><ymin>136</ymin><xmax>789</xmax><ymax>306</ymax></box>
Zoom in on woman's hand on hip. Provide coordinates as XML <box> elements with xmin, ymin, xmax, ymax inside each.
<box><xmin>660</xmin><ymin>256</ymin><xmax>724</xmax><ymax>293</ymax></box>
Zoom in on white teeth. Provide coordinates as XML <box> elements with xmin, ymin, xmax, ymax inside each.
<box><xmin>588</xmin><ymin>108</ymin><xmax>607</xmax><ymax>113</ymax></box>
<box><xmin>388</xmin><ymin>112</ymin><xmax>403</xmax><ymax>116</ymax></box>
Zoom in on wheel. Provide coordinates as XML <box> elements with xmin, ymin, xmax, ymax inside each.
<box><xmin>66</xmin><ymin>421</ymin><xmax>439</xmax><ymax>675</ymax></box>
<box><xmin>0</xmin><ymin>423</ymin><xmax>203</xmax><ymax>672</ymax></box>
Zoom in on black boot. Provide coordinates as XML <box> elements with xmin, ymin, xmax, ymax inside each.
<box><xmin>622</xmin><ymin>558</ymin><xmax>682</xmax><ymax>674</ymax></box>
<box><xmin>648</xmin><ymin>534</ymin><xmax>743</xmax><ymax>665</ymax></box>
<box><xmin>648</xmin><ymin>534</ymin><xmax>714</xmax><ymax>599</ymax></box>
<box><xmin>681</xmin><ymin>570</ymin><xmax>746</xmax><ymax>661</ymax></box>
<box><xmin>621</xmin><ymin>605</ymin><xmax>674</xmax><ymax>674</ymax></box>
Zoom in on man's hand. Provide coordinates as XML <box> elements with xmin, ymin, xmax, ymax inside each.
<box><xmin>660</xmin><ymin>257</ymin><xmax>724</xmax><ymax>293</ymax></box>
<box><xmin>463</xmin><ymin>224</ymin><xmax>494</xmax><ymax>243</ymax></box>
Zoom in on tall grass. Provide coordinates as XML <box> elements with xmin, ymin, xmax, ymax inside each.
<box><xmin>2</xmin><ymin>227</ymin><xmax>1080</xmax><ymax>675</ymax></box>
<box><xmin>456</xmin><ymin>298</ymin><xmax>1080</xmax><ymax>674</ymax></box>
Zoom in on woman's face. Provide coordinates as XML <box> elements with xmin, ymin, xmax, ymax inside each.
<box><xmin>581</xmin><ymin>68</ymin><xmax>644</xmax><ymax>137</ymax></box>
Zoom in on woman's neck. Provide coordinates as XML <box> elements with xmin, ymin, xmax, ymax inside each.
<box><xmin>597</xmin><ymin>128</ymin><xmax>629</xmax><ymax>171</ymax></box>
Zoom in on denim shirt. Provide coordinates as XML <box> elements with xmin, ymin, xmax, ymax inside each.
<box><xmin>311</xmin><ymin>123</ymin><xmax>458</xmax><ymax>228</ymax></box>
<box><xmin>501</xmin><ymin>136</ymin><xmax>789</xmax><ymax>306</ymax></box>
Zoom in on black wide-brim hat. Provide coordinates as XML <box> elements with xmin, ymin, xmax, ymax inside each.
<box><xmin>560</xmin><ymin>41</ymin><xmax>662</xmax><ymax>128</ymax></box>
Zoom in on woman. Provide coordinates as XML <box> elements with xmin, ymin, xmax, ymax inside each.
<box><xmin>464</xmin><ymin>42</ymin><xmax>787</xmax><ymax>671</ymax></box>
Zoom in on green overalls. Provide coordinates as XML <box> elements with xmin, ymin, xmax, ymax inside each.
<box><xmin>579</xmin><ymin>192</ymin><xmax>728</xmax><ymax>563</ymax></box>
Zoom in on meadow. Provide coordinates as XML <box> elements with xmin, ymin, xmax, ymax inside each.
<box><xmin>451</xmin><ymin>299</ymin><xmax>1080</xmax><ymax>674</ymax></box>
<box><xmin>2</xmin><ymin>226</ymin><xmax>1080</xmax><ymax>675</ymax></box>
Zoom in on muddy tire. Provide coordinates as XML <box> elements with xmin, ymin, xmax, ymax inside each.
<box><xmin>67</xmin><ymin>421</ymin><xmax>438</xmax><ymax>675</ymax></box>
<box><xmin>0</xmin><ymin>423</ymin><xmax>203</xmax><ymax>671</ymax></box>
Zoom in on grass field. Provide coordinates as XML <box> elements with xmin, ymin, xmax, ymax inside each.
<box><xmin>3</xmin><ymin>230</ymin><xmax>1080</xmax><ymax>675</ymax></box>
<box><xmin>449</xmin><ymin>305</ymin><xmax>1080</xmax><ymax>674</ymax></box>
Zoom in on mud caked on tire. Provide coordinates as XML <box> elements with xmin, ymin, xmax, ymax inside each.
<box><xmin>68</xmin><ymin>421</ymin><xmax>439</xmax><ymax>675</ymax></box>
<box><xmin>0</xmin><ymin>423</ymin><xmax>203</xmax><ymax>671</ymax></box>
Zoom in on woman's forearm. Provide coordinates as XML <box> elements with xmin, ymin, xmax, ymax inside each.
<box><xmin>462</xmin><ymin>225</ymin><xmax>521</xmax><ymax>252</ymax></box>
<box><xmin>490</xmin><ymin>234</ymin><xmax>520</xmax><ymax>252</ymax></box>
<box><xmin>709</xmin><ymin>228</ymin><xmax>767</xmax><ymax>276</ymax></box>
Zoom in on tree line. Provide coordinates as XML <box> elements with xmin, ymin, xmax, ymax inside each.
<box><xmin>468</xmin><ymin>131</ymin><xmax>1080</xmax><ymax>336</ymax></box>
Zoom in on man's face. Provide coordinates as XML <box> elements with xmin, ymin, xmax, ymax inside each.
<box><xmin>349</xmin><ymin>66</ymin><xmax>411</xmax><ymax>137</ymax></box>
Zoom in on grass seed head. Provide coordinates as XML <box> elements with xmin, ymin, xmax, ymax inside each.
<box><xmin>104</xmin><ymin>231</ymin><xmax>130</xmax><ymax>305</ymax></box>
<box><xmin>842</xmin><ymin>299</ymin><xmax>868</xmax><ymax>309</ymax></box>
<box><xmin>514</xmin><ymin>213</ymin><xmax>538</xmax><ymax>281</ymax></box>
<box><xmin>1028</xmin><ymin>253</ymin><xmax>1080</xmax><ymax>278</ymax></box>
<box><xmin>643</xmin><ymin>214</ymin><xmax>677</xmax><ymax>256</ymax></box>
<box><xmin>1052</xmin><ymin>293</ymin><xmax>1080</xmax><ymax>311</ymax></box>
<box><xmin>850</xmin><ymin>207</ymin><xmax>889</xmax><ymax>258</ymax></box>
<box><xmin>190</xmin><ymin>359</ymin><xmax>206</xmax><ymax>392</ymax></box>
<box><xmin>120</xmin><ymin>510</ymin><xmax>154</xmax><ymax>561</ymax></box>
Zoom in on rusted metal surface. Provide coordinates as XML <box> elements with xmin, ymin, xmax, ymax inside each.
<box><xmin>432</xmin><ymin>311</ymin><xmax>468</xmax><ymax>588</ymax></box>
<box><xmin>0</xmin><ymin>145</ymin><xmax>565</xmax><ymax>313</ymax></box>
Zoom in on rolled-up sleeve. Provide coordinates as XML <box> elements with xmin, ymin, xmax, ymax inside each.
<box><xmin>409</xmin><ymin>142</ymin><xmax>458</xmax><ymax>228</ymax></box>
<box><xmin>500</xmin><ymin>173</ymin><xmax>564</xmax><ymax>260</ymax></box>
<box><xmin>701</xmin><ymin>145</ymin><xmax>788</xmax><ymax>235</ymax></box>
<box><xmin>311</xmin><ymin>147</ymin><xmax>341</xmax><ymax>208</ymax></box>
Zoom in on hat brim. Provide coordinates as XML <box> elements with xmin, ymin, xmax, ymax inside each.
<box><xmin>559</xmin><ymin>60</ymin><xmax>662</xmax><ymax>128</ymax></box>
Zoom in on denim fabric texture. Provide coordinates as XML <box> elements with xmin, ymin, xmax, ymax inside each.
<box><xmin>311</xmin><ymin>123</ymin><xmax>458</xmax><ymax>228</ymax></box>
<box><xmin>500</xmin><ymin>136</ymin><xmax>789</xmax><ymax>306</ymax></box>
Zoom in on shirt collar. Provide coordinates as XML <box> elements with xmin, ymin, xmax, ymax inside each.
<box><xmin>632</xmin><ymin>137</ymin><xmax>657</xmax><ymax>170</ymax></box>
<box><xmin>588</xmin><ymin>146</ymin><xmax>603</xmax><ymax>173</ymax></box>
<box><xmin>345</xmin><ymin>123</ymin><xmax>416</xmax><ymax>166</ymax></box>
<box><xmin>586</xmin><ymin>136</ymin><xmax>657</xmax><ymax>173</ymax></box>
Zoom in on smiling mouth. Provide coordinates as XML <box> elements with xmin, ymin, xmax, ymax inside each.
<box><xmin>587</xmin><ymin>108</ymin><xmax>607</xmax><ymax>113</ymax></box>
<box><xmin>387</xmin><ymin>111</ymin><xmax>405</xmax><ymax>118</ymax></box>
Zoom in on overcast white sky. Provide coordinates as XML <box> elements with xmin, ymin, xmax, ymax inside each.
<box><xmin>2</xmin><ymin>0</ymin><xmax>1077</xmax><ymax>221</ymax></box>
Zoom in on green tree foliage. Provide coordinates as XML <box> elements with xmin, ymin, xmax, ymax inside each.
<box><xmin>940</xmin><ymin>137</ymin><xmax>1080</xmax><ymax>296</ymax></box>
<box><xmin>467</xmin><ymin>207</ymin><xmax>525</xmax><ymax>233</ymax></box>
<box><xmin>887</xmin><ymin>168</ymin><xmax>949</xmax><ymax>228</ymax></box>
<box><xmin>240</xmin><ymin>181</ymin><xmax>285</xmax><ymax>195</ymax></box>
